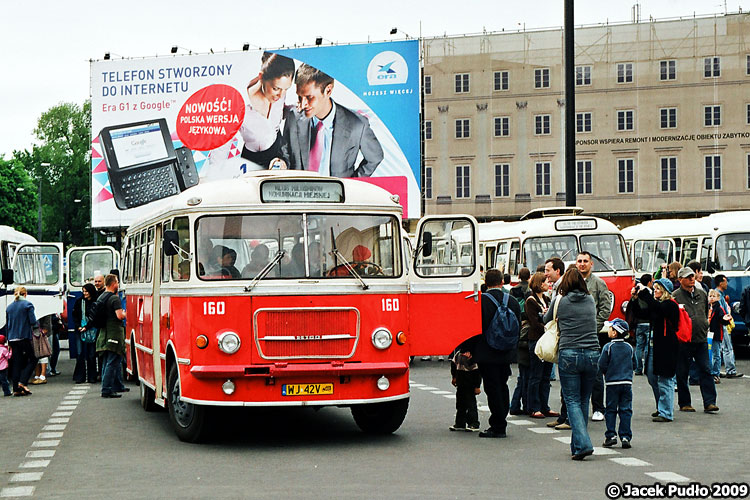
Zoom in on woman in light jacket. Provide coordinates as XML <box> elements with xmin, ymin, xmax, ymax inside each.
<box><xmin>543</xmin><ymin>268</ymin><xmax>599</xmax><ymax>460</ymax></box>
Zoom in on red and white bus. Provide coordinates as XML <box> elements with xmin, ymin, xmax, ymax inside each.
<box><xmin>122</xmin><ymin>171</ymin><xmax>481</xmax><ymax>442</ymax></box>
<box><xmin>471</xmin><ymin>207</ymin><xmax>635</xmax><ymax>320</ymax></box>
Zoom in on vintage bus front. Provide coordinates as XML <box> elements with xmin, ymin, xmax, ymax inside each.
<box><xmin>124</xmin><ymin>173</ymin><xmax>480</xmax><ymax>442</ymax></box>
<box><xmin>712</xmin><ymin>220</ymin><xmax>750</xmax><ymax>346</ymax></box>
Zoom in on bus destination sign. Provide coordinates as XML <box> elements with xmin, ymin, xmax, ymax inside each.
<box><xmin>260</xmin><ymin>180</ymin><xmax>344</xmax><ymax>203</ymax></box>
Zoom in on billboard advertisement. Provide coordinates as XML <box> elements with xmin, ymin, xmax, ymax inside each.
<box><xmin>89</xmin><ymin>40</ymin><xmax>420</xmax><ymax>228</ymax></box>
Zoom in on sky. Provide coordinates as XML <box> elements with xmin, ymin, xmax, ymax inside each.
<box><xmin>0</xmin><ymin>0</ymin><xmax>743</xmax><ymax>159</ymax></box>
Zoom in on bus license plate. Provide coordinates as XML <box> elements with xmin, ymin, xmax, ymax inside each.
<box><xmin>282</xmin><ymin>383</ymin><xmax>334</xmax><ymax>396</ymax></box>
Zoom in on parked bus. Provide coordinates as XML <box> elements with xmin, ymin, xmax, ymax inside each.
<box><xmin>122</xmin><ymin>171</ymin><xmax>481</xmax><ymax>442</ymax></box>
<box><xmin>471</xmin><ymin>207</ymin><xmax>634</xmax><ymax>320</ymax></box>
<box><xmin>0</xmin><ymin>226</ymin><xmax>64</xmax><ymax>331</ymax></box>
<box><xmin>622</xmin><ymin>211</ymin><xmax>750</xmax><ymax>345</ymax></box>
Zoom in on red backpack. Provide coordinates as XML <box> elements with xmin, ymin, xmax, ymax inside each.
<box><xmin>671</xmin><ymin>299</ymin><xmax>693</xmax><ymax>343</ymax></box>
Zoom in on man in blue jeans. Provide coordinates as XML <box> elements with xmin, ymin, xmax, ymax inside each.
<box><xmin>714</xmin><ymin>275</ymin><xmax>743</xmax><ymax>379</ymax></box>
<box><xmin>95</xmin><ymin>274</ymin><xmax>128</xmax><ymax>398</ymax></box>
<box><xmin>672</xmin><ymin>267</ymin><xmax>718</xmax><ymax>413</ymax></box>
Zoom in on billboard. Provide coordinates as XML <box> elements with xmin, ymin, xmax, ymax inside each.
<box><xmin>89</xmin><ymin>40</ymin><xmax>420</xmax><ymax>227</ymax></box>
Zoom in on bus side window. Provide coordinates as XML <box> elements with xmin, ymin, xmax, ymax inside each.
<box><xmin>508</xmin><ymin>240</ymin><xmax>520</xmax><ymax>275</ymax></box>
<box><xmin>171</xmin><ymin>217</ymin><xmax>191</xmax><ymax>281</ymax></box>
<box><xmin>162</xmin><ymin>221</ymin><xmax>172</xmax><ymax>283</ymax></box>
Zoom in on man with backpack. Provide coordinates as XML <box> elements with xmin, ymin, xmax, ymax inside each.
<box><xmin>474</xmin><ymin>269</ymin><xmax>521</xmax><ymax>438</ymax></box>
<box><xmin>671</xmin><ymin>267</ymin><xmax>718</xmax><ymax>413</ymax></box>
<box><xmin>94</xmin><ymin>274</ymin><xmax>128</xmax><ymax>399</ymax></box>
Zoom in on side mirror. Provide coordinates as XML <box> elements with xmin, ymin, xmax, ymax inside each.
<box><xmin>421</xmin><ymin>232</ymin><xmax>433</xmax><ymax>258</ymax></box>
<box><xmin>2</xmin><ymin>269</ymin><xmax>13</xmax><ymax>286</ymax></box>
<box><xmin>163</xmin><ymin>230</ymin><xmax>179</xmax><ymax>257</ymax></box>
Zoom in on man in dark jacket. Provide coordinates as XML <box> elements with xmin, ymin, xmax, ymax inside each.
<box><xmin>672</xmin><ymin>267</ymin><xmax>718</xmax><ymax>413</ymax></box>
<box><xmin>475</xmin><ymin>269</ymin><xmax>522</xmax><ymax>438</ymax></box>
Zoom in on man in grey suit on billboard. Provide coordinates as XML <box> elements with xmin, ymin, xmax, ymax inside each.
<box><xmin>276</xmin><ymin>64</ymin><xmax>383</xmax><ymax>177</ymax></box>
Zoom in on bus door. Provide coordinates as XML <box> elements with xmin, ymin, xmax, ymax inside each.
<box><xmin>11</xmin><ymin>243</ymin><xmax>64</xmax><ymax>323</ymax></box>
<box><xmin>631</xmin><ymin>239</ymin><xmax>672</xmax><ymax>274</ymax></box>
<box><xmin>408</xmin><ymin>216</ymin><xmax>481</xmax><ymax>356</ymax></box>
<box><xmin>65</xmin><ymin>246</ymin><xmax>120</xmax><ymax>356</ymax></box>
<box><xmin>699</xmin><ymin>237</ymin><xmax>714</xmax><ymax>273</ymax></box>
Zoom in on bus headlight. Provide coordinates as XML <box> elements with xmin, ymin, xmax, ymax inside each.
<box><xmin>621</xmin><ymin>300</ymin><xmax>629</xmax><ymax>314</ymax></box>
<box><xmin>377</xmin><ymin>376</ymin><xmax>390</xmax><ymax>391</ymax></box>
<box><xmin>222</xmin><ymin>379</ymin><xmax>236</xmax><ymax>395</ymax></box>
<box><xmin>217</xmin><ymin>332</ymin><xmax>241</xmax><ymax>354</ymax></box>
<box><xmin>371</xmin><ymin>328</ymin><xmax>392</xmax><ymax>350</ymax></box>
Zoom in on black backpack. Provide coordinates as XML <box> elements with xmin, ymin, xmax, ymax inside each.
<box><xmin>483</xmin><ymin>292</ymin><xmax>520</xmax><ymax>351</ymax></box>
<box><xmin>86</xmin><ymin>291</ymin><xmax>113</xmax><ymax>329</ymax></box>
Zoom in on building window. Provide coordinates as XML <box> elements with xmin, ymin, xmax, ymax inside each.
<box><xmin>534</xmin><ymin>114</ymin><xmax>551</xmax><ymax>135</ymax></box>
<box><xmin>617</xmin><ymin>110</ymin><xmax>634</xmax><ymax>131</ymax></box>
<box><xmin>618</xmin><ymin>158</ymin><xmax>634</xmax><ymax>193</ymax></box>
<box><xmin>455</xmin><ymin>73</ymin><xmax>470</xmax><ymax>93</ymax></box>
<box><xmin>576</xmin><ymin>112</ymin><xmax>592</xmax><ymax>133</ymax></box>
<box><xmin>575</xmin><ymin>65</ymin><xmax>591</xmax><ymax>86</ymax></box>
<box><xmin>747</xmin><ymin>104</ymin><xmax>750</xmax><ymax>125</ymax></box>
<box><xmin>534</xmin><ymin>68</ymin><xmax>550</xmax><ymax>89</ymax></box>
<box><xmin>535</xmin><ymin>162</ymin><xmax>551</xmax><ymax>196</ymax></box>
<box><xmin>660</xmin><ymin>60</ymin><xmax>676</xmax><ymax>81</ymax></box>
<box><xmin>576</xmin><ymin>160</ymin><xmax>592</xmax><ymax>194</ymax></box>
<box><xmin>747</xmin><ymin>55</ymin><xmax>750</xmax><ymax>76</ymax></box>
<box><xmin>455</xmin><ymin>119</ymin><xmax>470</xmax><ymax>138</ymax></box>
<box><xmin>456</xmin><ymin>165</ymin><xmax>470</xmax><ymax>198</ymax></box>
<box><xmin>494</xmin><ymin>116</ymin><xmax>510</xmax><ymax>137</ymax></box>
<box><xmin>424</xmin><ymin>166</ymin><xmax>432</xmax><ymax>199</ymax></box>
<box><xmin>705</xmin><ymin>155</ymin><xmax>721</xmax><ymax>190</ymax></box>
<box><xmin>424</xmin><ymin>120</ymin><xmax>432</xmax><ymax>140</ymax></box>
<box><xmin>660</xmin><ymin>157</ymin><xmax>677</xmax><ymax>192</ymax></box>
<box><xmin>704</xmin><ymin>105</ymin><xmax>721</xmax><ymax>127</ymax></box>
<box><xmin>495</xmin><ymin>163</ymin><xmax>510</xmax><ymax>197</ymax></box>
<box><xmin>617</xmin><ymin>63</ymin><xmax>633</xmax><ymax>83</ymax></box>
<box><xmin>660</xmin><ymin>108</ymin><xmax>677</xmax><ymax>129</ymax></box>
<box><xmin>747</xmin><ymin>154</ymin><xmax>750</xmax><ymax>189</ymax></box>
<box><xmin>424</xmin><ymin>75</ymin><xmax>432</xmax><ymax>95</ymax></box>
<box><xmin>704</xmin><ymin>57</ymin><xmax>721</xmax><ymax>78</ymax></box>
<box><xmin>494</xmin><ymin>71</ymin><xmax>509</xmax><ymax>91</ymax></box>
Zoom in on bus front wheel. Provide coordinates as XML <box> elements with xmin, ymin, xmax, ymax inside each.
<box><xmin>351</xmin><ymin>398</ymin><xmax>409</xmax><ymax>434</ymax></box>
<box><xmin>167</xmin><ymin>364</ymin><xmax>208</xmax><ymax>443</ymax></box>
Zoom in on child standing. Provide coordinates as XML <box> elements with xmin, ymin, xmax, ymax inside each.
<box><xmin>0</xmin><ymin>334</ymin><xmax>12</xmax><ymax>397</ymax></box>
<box><xmin>598</xmin><ymin>318</ymin><xmax>636</xmax><ymax>449</ymax></box>
<box><xmin>449</xmin><ymin>338</ymin><xmax>482</xmax><ymax>432</ymax></box>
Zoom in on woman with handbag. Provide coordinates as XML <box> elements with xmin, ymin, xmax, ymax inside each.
<box><xmin>543</xmin><ymin>268</ymin><xmax>599</xmax><ymax>460</ymax></box>
<box><xmin>526</xmin><ymin>272</ymin><xmax>557</xmax><ymax>419</ymax></box>
<box><xmin>72</xmin><ymin>283</ymin><xmax>99</xmax><ymax>384</ymax></box>
<box><xmin>5</xmin><ymin>286</ymin><xmax>38</xmax><ymax>396</ymax></box>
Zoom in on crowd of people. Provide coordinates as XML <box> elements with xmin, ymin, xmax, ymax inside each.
<box><xmin>2</xmin><ymin>272</ymin><xmax>128</xmax><ymax>399</ymax></box>
<box><xmin>447</xmin><ymin>255</ymin><xmax>746</xmax><ymax>461</ymax></box>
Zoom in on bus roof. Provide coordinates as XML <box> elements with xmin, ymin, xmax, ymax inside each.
<box><xmin>0</xmin><ymin>226</ymin><xmax>37</xmax><ymax>244</ymax></box>
<box><xmin>127</xmin><ymin>171</ymin><xmax>403</xmax><ymax>231</ymax></box>
<box><xmin>476</xmin><ymin>214</ymin><xmax>621</xmax><ymax>242</ymax></box>
<box><xmin>621</xmin><ymin>211</ymin><xmax>750</xmax><ymax>240</ymax></box>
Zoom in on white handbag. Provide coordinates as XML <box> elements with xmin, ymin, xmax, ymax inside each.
<box><xmin>535</xmin><ymin>297</ymin><xmax>560</xmax><ymax>363</ymax></box>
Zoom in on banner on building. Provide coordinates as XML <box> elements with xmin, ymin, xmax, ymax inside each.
<box><xmin>89</xmin><ymin>40</ymin><xmax>420</xmax><ymax>227</ymax></box>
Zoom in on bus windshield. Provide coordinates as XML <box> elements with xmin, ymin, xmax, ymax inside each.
<box><xmin>522</xmin><ymin>236</ymin><xmax>577</xmax><ymax>270</ymax></box>
<box><xmin>715</xmin><ymin>233</ymin><xmax>750</xmax><ymax>271</ymax></box>
<box><xmin>580</xmin><ymin>234</ymin><xmax>631</xmax><ymax>271</ymax></box>
<box><xmin>196</xmin><ymin>214</ymin><xmax>401</xmax><ymax>280</ymax></box>
<box><xmin>631</xmin><ymin>239</ymin><xmax>672</xmax><ymax>273</ymax></box>
<box><xmin>12</xmin><ymin>245</ymin><xmax>60</xmax><ymax>285</ymax></box>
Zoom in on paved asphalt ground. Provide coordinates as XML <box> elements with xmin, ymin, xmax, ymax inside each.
<box><xmin>2</xmin><ymin>351</ymin><xmax>750</xmax><ymax>499</ymax></box>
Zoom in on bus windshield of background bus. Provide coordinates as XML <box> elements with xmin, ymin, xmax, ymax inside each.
<box><xmin>522</xmin><ymin>236</ymin><xmax>577</xmax><ymax>271</ymax></box>
<box><xmin>12</xmin><ymin>246</ymin><xmax>60</xmax><ymax>285</ymax></box>
<box><xmin>715</xmin><ymin>233</ymin><xmax>750</xmax><ymax>271</ymax></box>
<box><xmin>196</xmin><ymin>214</ymin><xmax>400</xmax><ymax>280</ymax></box>
<box><xmin>631</xmin><ymin>239</ymin><xmax>672</xmax><ymax>273</ymax></box>
<box><xmin>580</xmin><ymin>234</ymin><xmax>630</xmax><ymax>271</ymax></box>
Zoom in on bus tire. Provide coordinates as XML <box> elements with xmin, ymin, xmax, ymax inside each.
<box><xmin>351</xmin><ymin>398</ymin><xmax>409</xmax><ymax>434</ymax></box>
<box><xmin>139</xmin><ymin>379</ymin><xmax>158</xmax><ymax>412</ymax></box>
<box><xmin>167</xmin><ymin>363</ymin><xmax>207</xmax><ymax>443</ymax></box>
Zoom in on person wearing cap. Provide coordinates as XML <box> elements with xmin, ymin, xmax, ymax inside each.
<box><xmin>597</xmin><ymin>318</ymin><xmax>637</xmax><ymax>448</ymax></box>
<box><xmin>637</xmin><ymin>278</ymin><xmax>680</xmax><ymax>422</ymax></box>
<box><xmin>672</xmin><ymin>266</ymin><xmax>718</xmax><ymax>413</ymax></box>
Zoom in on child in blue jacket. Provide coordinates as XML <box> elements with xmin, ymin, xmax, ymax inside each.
<box><xmin>598</xmin><ymin>318</ymin><xmax>637</xmax><ymax>449</ymax></box>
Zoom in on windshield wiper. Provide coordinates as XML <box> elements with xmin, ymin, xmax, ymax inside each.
<box><xmin>330</xmin><ymin>249</ymin><xmax>369</xmax><ymax>290</ymax></box>
<box><xmin>244</xmin><ymin>250</ymin><xmax>285</xmax><ymax>292</ymax></box>
<box><xmin>590</xmin><ymin>252</ymin><xmax>616</xmax><ymax>274</ymax></box>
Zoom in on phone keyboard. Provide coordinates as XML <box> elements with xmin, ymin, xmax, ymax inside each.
<box><xmin>121</xmin><ymin>166</ymin><xmax>178</xmax><ymax>208</ymax></box>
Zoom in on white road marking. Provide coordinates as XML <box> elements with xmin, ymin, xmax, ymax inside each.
<box><xmin>50</xmin><ymin>412</ymin><xmax>73</xmax><ymax>417</ymax></box>
<box><xmin>68</xmin><ymin>390</ymin><xmax>87</xmax><ymax>395</ymax></box>
<box><xmin>42</xmin><ymin>425</ymin><xmax>66</xmax><ymax>431</ymax></box>
<box><xmin>36</xmin><ymin>432</ymin><xmax>63</xmax><ymax>439</ymax></box>
<box><xmin>592</xmin><ymin>447</ymin><xmax>620</xmax><ymax>456</ymax></box>
<box><xmin>47</xmin><ymin>418</ymin><xmax>69</xmax><ymax>424</ymax></box>
<box><xmin>0</xmin><ymin>485</ymin><xmax>35</xmax><ymax>497</ymax></box>
<box><xmin>508</xmin><ymin>420</ymin><xmax>534</xmax><ymax>426</ymax></box>
<box><xmin>610</xmin><ymin>457</ymin><xmax>651</xmax><ymax>466</ymax></box>
<box><xmin>10</xmin><ymin>473</ymin><xmax>43</xmax><ymax>483</ymax></box>
<box><xmin>646</xmin><ymin>472</ymin><xmax>690</xmax><ymax>482</ymax></box>
<box><xmin>443</xmin><ymin>395</ymin><xmax>456</xmax><ymax>399</ymax></box>
<box><xmin>25</xmin><ymin>451</ymin><xmax>55</xmax><ymax>459</ymax></box>
<box><xmin>409</xmin><ymin>382</ymin><xmax>424</xmax><ymax>387</ymax></box>
<box><xmin>31</xmin><ymin>440</ymin><xmax>59</xmax><ymax>448</ymax></box>
<box><xmin>19</xmin><ymin>460</ymin><xmax>50</xmax><ymax>469</ymax></box>
<box><xmin>478</xmin><ymin>405</ymin><xmax>490</xmax><ymax>412</ymax></box>
<box><xmin>431</xmin><ymin>390</ymin><xmax>453</xmax><ymax>395</ymax></box>
<box><xmin>554</xmin><ymin>436</ymin><xmax>572</xmax><ymax>444</ymax></box>
<box><xmin>417</xmin><ymin>386</ymin><xmax>438</xmax><ymax>391</ymax></box>
<box><xmin>527</xmin><ymin>427</ymin><xmax>558</xmax><ymax>434</ymax></box>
